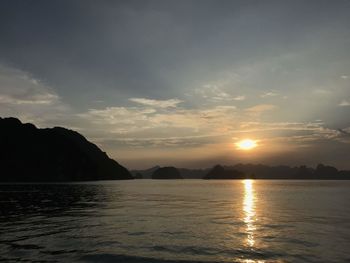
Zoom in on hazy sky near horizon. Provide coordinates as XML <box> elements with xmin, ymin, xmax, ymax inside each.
<box><xmin>1</xmin><ymin>0</ymin><xmax>350</xmax><ymax>169</ymax></box>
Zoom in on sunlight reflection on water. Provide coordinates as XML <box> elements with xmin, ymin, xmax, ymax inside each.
<box><xmin>243</xmin><ymin>180</ymin><xmax>256</xmax><ymax>248</ymax></box>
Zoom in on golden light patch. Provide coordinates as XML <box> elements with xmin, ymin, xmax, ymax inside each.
<box><xmin>236</xmin><ymin>139</ymin><xmax>257</xmax><ymax>150</ymax></box>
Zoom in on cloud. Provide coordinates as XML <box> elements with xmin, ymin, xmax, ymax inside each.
<box><xmin>0</xmin><ymin>64</ymin><xmax>68</xmax><ymax>125</ymax></box>
<box><xmin>341</xmin><ymin>75</ymin><xmax>349</xmax><ymax>79</ymax></box>
<box><xmin>77</xmin><ymin>106</ymin><xmax>157</xmax><ymax>133</ymax></box>
<box><xmin>313</xmin><ymin>89</ymin><xmax>331</xmax><ymax>95</ymax></box>
<box><xmin>0</xmin><ymin>93</ymin><xmax>59</xmax><ymax>105</ymax></box>
<box><xmin>261</xmin><ymin>91</ymin><xmax>278</xmax><ymax>98</ymax></box>
<box><xmin>0</xmin><ymin>65</ymin><xmax>60</xmax><ymax>106</ymax></box>
<box><xmin>196</xmin><ymin>85</ymin><xmax>245</xmax><ymax>102</ymax></box>
<box><xmin>233</xmin><ymin>95</ymin><xmax>246</xmax><ymax>101</ymax></box>
<box><xmin>338</xmin><ymin>100</ymin><xmax>350</xmax><ymax>106</ymax></box>
<box><xmin>245</xmin><ymin>104</ymin><xmax>277</xmax><ymax>116</ymax></box>
<box><xmin>76</xmin><ymin>103</ymin><xmax>239</xmax><ymax>138</ymax></box>
<box><xmin>129</xmin><ymin>98</ymin><xmax>183</xmax><ymax>108</ymax></box>
<box><xmin>98</xmin><ymin>134</ymin><xmax>221</xmax><ymax>148</ymax></box>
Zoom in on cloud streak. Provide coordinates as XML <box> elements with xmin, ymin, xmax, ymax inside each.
<box><xmin>261</xmin><ymin>91</ymin><xmax>278</xmax><ymax>98</ymax></box>
<box><xmin>245</xmin><ymin>104</ymin><xmax>277</xmax><ymax>116</ymax></box>
<box><xmin>0</xmin><ymin>65</ymin><xmax>60</xmax><ymax>106</ymax></box>
<box><xmin>129</xmin><ymin>98</ymin><xmax>183</xmax><ymax>108</ymax></box>
<box><xmin>339</xmin><ymin>100</ymin><xmax>350</xmax><ymax>106</ymax></box>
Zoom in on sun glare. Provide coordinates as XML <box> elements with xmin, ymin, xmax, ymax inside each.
<box><xmin>236</xmin><ymin>139</ymin><xmax>257</xmax><ymax>150</ymax></box>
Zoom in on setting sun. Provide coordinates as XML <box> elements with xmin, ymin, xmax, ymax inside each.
<box><xmin>236</xmin><ymin>139</ymin><xmax>258</xmax><ymax>150</ymax></box>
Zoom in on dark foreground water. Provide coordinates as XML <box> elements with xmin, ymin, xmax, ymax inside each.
<box><xmin>1</xmin><ymin>180</ymin><xmax>350</xmax><ymax>263</ymax></box>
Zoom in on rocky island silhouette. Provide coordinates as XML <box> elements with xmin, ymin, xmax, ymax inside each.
<box><xmin>134</xmin><ymin>164</ymin><xmax>350</xmax><ymax>180</ymax></box>
<box><xmin>0</xmin><ymin>117</ymin><xmax>132</xmax><ymax>182</ymax></box>
<box><xmin>152</xmin><ymin>166</ymin><xmax>183</xmax><ymax>179</ymax></box>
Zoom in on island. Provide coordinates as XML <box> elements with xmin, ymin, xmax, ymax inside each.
<box><xmin>203</xmin><ymin>165</ymin><xmax>246</xmax><ymax>179</ymax></box>
<box><xmin>0</xmin><ymin>117</ymin><xmax>133</xmax><ymax>182</ymax></box>
<box><xmin>152</xmin><ymin>167</ymin><xmax>183</xmax><ymax>179</ymax></box>
<box><xmin>133</xmin><ymin>164</ymin><xmax>350</xmax><ymax>180</ymax></box>
<box><xmin>203</xmin><ymin>163</ymin><xmax>350</xmax><ymax>180</ymax></box>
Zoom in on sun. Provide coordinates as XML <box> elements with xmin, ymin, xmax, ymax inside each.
<box><xmin>236</xmin><ymin>139</ymin><xmax>257</xmax><ymax>150</ymax></box>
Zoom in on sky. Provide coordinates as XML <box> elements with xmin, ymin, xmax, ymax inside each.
<box><xmin>1</xmin><ymin>0</ymin><xmax>350</xmax><ymax>169</ymax></box>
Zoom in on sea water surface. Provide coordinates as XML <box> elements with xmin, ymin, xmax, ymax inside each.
<box><xmin>1</xmin><ymin>180</ymin><xmax>350</xmax><ymax>263</ymax></box>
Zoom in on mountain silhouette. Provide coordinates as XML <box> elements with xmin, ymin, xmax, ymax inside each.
<box><xmin>204</xmin><ymin>163</ymin><xmax>350</xmax><ymax>179</ymax></box>
<box><xmin>134</xmin><ymin>164</ymin><xmax>350</xmax><ymax>180</ymax></box>
<box><xmin>131</xmin><ymin>165</ymin><xmax>161</xmax><ymax>179</ymax></box>
<box><xmin>203</xmin><ymin>165</ymin><xmax>246</xmax><ymax>179</ymax></box>
<box><xmin>0</xmin><ymin>117</ymin><xmax>133</xmax><ymax>182</ymax></box>
<box><xmin>152</xmin><ymin>167</ymin><xmax>183</xmax><ymax>179</ymax></box>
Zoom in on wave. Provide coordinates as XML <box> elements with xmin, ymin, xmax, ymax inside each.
<box><xmin>80</xmin><ymin>253</ymin><xmax>224</xmax><ymax>263</ymax></box>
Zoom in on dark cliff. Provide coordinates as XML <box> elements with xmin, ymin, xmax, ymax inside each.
<box><xmin>0</xmin><ymin>117</ymin><xmax>133</xmax><ymax>181</ymax></box>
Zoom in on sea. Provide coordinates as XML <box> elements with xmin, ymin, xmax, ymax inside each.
<box><xmin>1</xmin><ymin>180</ymin><xmax>350</xmax><ymax>263</ymax></box>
